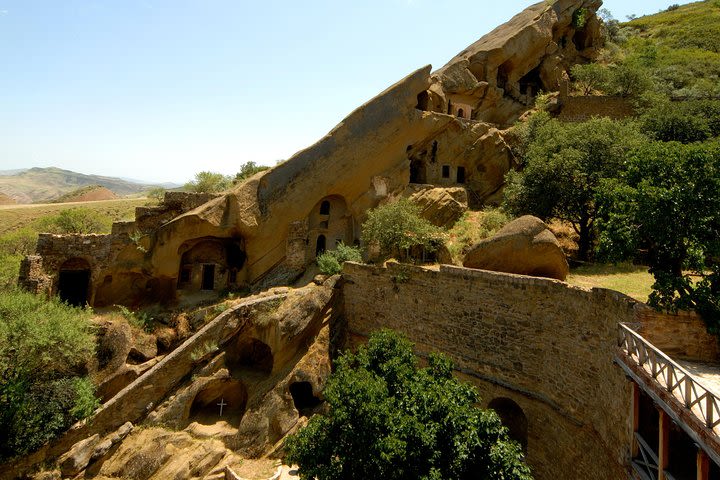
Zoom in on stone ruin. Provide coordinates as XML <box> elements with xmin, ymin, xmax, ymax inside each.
<box><xmin>18</xmin><ymin>0</ymin><xmax>603</xmax><ymax>309</ymax></box>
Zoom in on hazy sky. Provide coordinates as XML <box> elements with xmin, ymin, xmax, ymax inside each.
<box><xmin>0</xmin><ymin>0</ymin><xmax>694</xmax><ymax>184</ymax></box>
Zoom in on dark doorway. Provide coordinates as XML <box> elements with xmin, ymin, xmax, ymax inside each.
<box><xmin>290</xmin><ymin>381</ymin><xmax>322</xmax><ymax>415</ymax></box>
<box><xmin>442</xmin><ymin>165</ymin><xmax>450</xmax><ymax>178</ymax></box>
<box><xmin>58</xmin><ymin>269</ymin><xmax>90</xmax><ymax>307</ymax></box>
<box><xmin>410</xmin><ymin>159</ymin><xmax>426</xmax><ymax>184</ymax></box>
<box><xmin>457</xmin><ymin>108</ymin><xmax>464</xmax><ymax>118</ymax></box>
<box><xmin>316</xmin><ymin>235</ymin><xmax>326</xmax><ymax>257</ymax></box>
<box><xmin>201</xmin><ymin>264</ymin><xmax>215</xmax><ymax>290</ymax></box>
<box><xmin>457</xmin><ymin>166</ymin><xmax>466</xmax><ymax>184</ymax></box>
<box><xmin>58</xmin><ymin>258</ymin><xmax>91</xmax><ymax>307</ymax></box>
<box><xmin>488</xmin><ymin>397</ymin><xmax>529</xmax><ymax>453</ymax></box>
<box><xmin>228</xmin><ymin>338</ymin><xmax>274</xmax><ymax>375</ymax></box>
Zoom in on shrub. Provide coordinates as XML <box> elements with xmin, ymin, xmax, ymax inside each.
<box><xmin>184</xmin><ymin>171</ymin><xmax>232</xmax><ymax>193</ymax></box>
<box><xmin>316</xmin><ymin>243</ymin><xmax>363</xmax><ymax>275</ymax></box>
<box><xmin>34</xmin><ymin>208</ymin><xmax>112</xmax><ymax>234</ymax></box>
<box><xmin>640</xmin><ymin>102</ymin><xmax>712</xmax><ymax>143</ymax></box>
<box><xmin>361</xmin><ymin>199</ymin><xmax>445</xmax><ymax>262</ymax></box>
<box><xmin>0</xmin><ymin>289</ymin><xmax>97</xmax><ymax>459</ymax></box>
<box><xmin>233</xmin><ymin>161</ymin><xmax>270</xmax><ymax>184</ymax></box>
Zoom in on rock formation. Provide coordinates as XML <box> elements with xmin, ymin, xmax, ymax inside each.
<box><xmin>18</xmin><ymin>0</ymin><xmax>602</xmax><ymax>309</ymax></box>
<box><xmin>463</xmin><ymin>215</ymin><xmax>569</xmax><ymax>280</ymax></box>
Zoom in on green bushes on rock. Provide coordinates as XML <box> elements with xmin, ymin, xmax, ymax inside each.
<box><xmin>316</xmin><ymin>243</ymin><xmax>363</xmax><ymax>275</ymax></box>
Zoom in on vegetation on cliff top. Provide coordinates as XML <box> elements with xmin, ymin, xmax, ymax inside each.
<box><xmin>286</xmin><ymin>329</ymin><xmax>532</xmax><ymax>480</ymax></box>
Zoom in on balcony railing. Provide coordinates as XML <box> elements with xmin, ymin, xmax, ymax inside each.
<box><xmin>618</xmin><ymin>323</ymin><xmax>720</xmax><ymax>434</ymax></box>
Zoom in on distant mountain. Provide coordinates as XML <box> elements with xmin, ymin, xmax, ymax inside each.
<box><xmin>0</xmin><ymin>167</ymin><xmax>172</xmax><ymax>204</ymax></box>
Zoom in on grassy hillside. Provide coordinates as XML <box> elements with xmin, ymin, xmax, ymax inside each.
<box><xmin>52</xmin><ymin>185</ymin><xmax>118</xmax><ymax>203</ymax></box>
<box><xmin>621</xmin><ymin>1</ymin><xmax>720</xmax><ymax>99</ymax></box>
<box><xmin>0</xmin><ymin>167</ymin><xmax>164</xmax><ymax>204</ymax></box>
<box><xmin>0</xmin><ymin>197</ymin><xmax>146</xmax><ymax>236</ymax></box>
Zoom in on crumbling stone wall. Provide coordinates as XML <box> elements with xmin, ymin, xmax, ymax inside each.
<box><xmin>341</xmin><ymin>262</ymin><xmax>636</xmax><ymax>480</ymax></box>
<box><xmin>135</xmin><ymin>192</ymin><xmax>221</xmax><ymax>233</ymax></box>
<box><xmin>557</xmin><ymin>95</ymin><xmax>636</xmax><ymax>122</ymax></box>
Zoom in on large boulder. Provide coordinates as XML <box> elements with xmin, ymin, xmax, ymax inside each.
<box><xmin>463</xmin><ymin>215</ymin><xmax>569</xmax><ymax>280</ymax></box>
<box><xmin>406</xmin><ymin>186</ymin><xmax>468</xmax><ymax>228</ymax></box>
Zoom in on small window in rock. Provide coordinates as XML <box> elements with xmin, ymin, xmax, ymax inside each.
<box><xmin>319</xmin><ymin>200</ymin><xmax>330</xmax><ymax>216</ymax></box>
<box><xmin>457</xmin><ymin>166</ymin><xmax>466</xmax><ymax>184</ymax></box>
<box><xmin>442</xmin><ymin>165</ymin><xmax>450</xmax><ymax>178</ymax></box>
<box><xmin>447</xmin><ymin>101</ymin><xmax>453</xmax><ymax>115</ymax></box>
<box><xmin>457</xmin><ymin>108</ymin><xmax>465</xmax><ymax>119</ymax></box>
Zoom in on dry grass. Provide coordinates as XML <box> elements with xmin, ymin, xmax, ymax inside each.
<box><xmin>567</xmin><ymin>263</ymin><xmax>654</xmax><ymax>302</ymax></box>
<box><xmin>0</xmin><ymin>197</ymin><xmax>147</xmax><ymax>235</ymax></box>
<box><xmin>446</xmin><ymin>209</ymin><xmax>511</xmax><ymax>264</ymax></box>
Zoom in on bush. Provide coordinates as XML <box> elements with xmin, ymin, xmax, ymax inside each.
<box><xmin>316</xmin><ymin>243</ymin><xmax>363</xmax><ymax>275</ymax></box>
<box><xmin>233</xmin><ymin>161</ymin><xmax>270</xmax><ymax>184</ymax></box>
<box><xmin>34</xmin><ymin>208</ymin><xmax>112</xmax><ymax>234</ymax></box>
<box><xmin>0</xmin><ymin>289</ymin><xmax>97</xmax><ymax>459</ymax></box>
<box><xmin>285</xmin><ymin>329</ymin><xmax>532</xmax><ymax>480</ymax></box>
<box><xmin>570</xmin><ymin>63</ymin><xmax>610</xmax><ymax>95</ymax></box>
<box><xmin>640</xmin><ymin>102</ymin><xmax>712</xmax><ymax>143</ymax></box>
<box><xmin>361</xmin><ymin>199</ymin><xmax>445</xmax><ymax>261</ymax></box>
<box><xmin>184</xmin><ymin>171</ymin><xmax>232</xmax><ymax>193</ymax></box>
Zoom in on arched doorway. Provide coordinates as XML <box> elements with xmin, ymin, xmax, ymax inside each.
<box><xmin>457</xmin><ymin>108</ymin><xmax>465</xmax><ymax>118</ymax></box>
<box><xmin>58</xmin><ymin>258</ymin><xmax>91</xmax><ymax>307</ymax></box>
<box><xmin>488</xmin><ymin>397</ymin><xmax>529</xmax><ymax>453</ymax></box>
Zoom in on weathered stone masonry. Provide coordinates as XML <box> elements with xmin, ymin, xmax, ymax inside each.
<box><xmin>341</xmin><ymin>262</ymin><xmax>637</xmax><ymax>480</ymax></box>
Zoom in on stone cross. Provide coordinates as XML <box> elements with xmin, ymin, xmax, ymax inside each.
<box><xmin>217</xmin><ymin>398</ymin><xmax>227</xmax><ymax>416</ymax></box>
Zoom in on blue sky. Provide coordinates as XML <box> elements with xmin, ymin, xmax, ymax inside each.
<box><xmin>0</xmin><ymin>0</ymin><xmax>694</xmax><ymax>184</ymax></box>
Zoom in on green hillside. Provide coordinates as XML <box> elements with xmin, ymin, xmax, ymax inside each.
<box><xmin>620</xmin><ymin>1</ymin><xmax>720</xmax><ymax>99</ymax></box>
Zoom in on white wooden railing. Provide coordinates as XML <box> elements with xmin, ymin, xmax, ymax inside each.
<box><xmin>618</xmin><ymin>323</ymin><xmax>720</xmax><ymax>434</ymax></box>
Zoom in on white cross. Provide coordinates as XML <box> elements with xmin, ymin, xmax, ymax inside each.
<box><xmin>217</xmin><ymin>398</ymin><xmax>227</xmax><ymax>416</ymax></box>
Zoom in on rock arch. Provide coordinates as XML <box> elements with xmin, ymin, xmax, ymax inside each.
<box><xmin>289</xmin><ymin>381</ymin><xmax>322</xmax><ymax>416</ymax></box>
<box><xmin>227</xmin><ymin>337</ymin><xmax>274</xmax><ymax>375</ymax></box>
<box><xmin>176</xmin><ymin>237</ymin><xmax>245</xmax><ymax>292</ymax></box>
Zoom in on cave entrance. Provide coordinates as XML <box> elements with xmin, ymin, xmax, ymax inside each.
<box><xmin>290</xmin><ymin>381</ymin><xmax>322</xmax><ymax>416</ymax></box>
<box><xmin>228</xmin><ymin>338</ymin><xmax>274</xmax><ymax>376</ymax></box>
<box><xmin>488</xmin><ymin>397</ymin><xmax>528</xmax><ymax>453</ymax></box>
<box><xmin>457</xmin><ymin>166</ymin><xmax>466</xmax><ymax>184</ymax></box>
<box><xmin>518</xmin><ymin>66</ymin><xmax>543</xmax><ymax>102</ymax></box>
<box><xmin>189</xmin><ymin>378</ymin><xmax>248</xmax><ymax>426</ymax></box>
<box><xmin>58</xmin><ymin>258</ymin><xmax>91</xmax><ymax>307</ymax></box>
<box><xmin>410</xmin><ymin>159</ymin><xmax>427</xmax><ymax>184</ymax></box>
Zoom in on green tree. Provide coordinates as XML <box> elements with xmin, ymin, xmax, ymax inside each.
<box><xmin>285</xmin><ymin>329</ymin><xmax>532</xmax><ymax>480</ymax></box>
<box><xmin>571</xmin><ymin>63</ymin><xmax>611</xmax><ymax>95</ymax></box>
<box><xmin>503</xmin><ymin>116</ymin><xmax>647</xmax><ymax>260</ymax></box>
<box><xmin>361</xmin><ymin>198</ymin><xmax>445</xmax><ymax>261</ymax></box>
<box><xmin>608</xmin><ymin>62</ymin><xmax>652</xmax><ymax>97</ymax></box>
<box><xmin>640</xmin><ymin>101</ymin><xmax>712</xmax><ymax>143</ymax></box>
<box><xmin>147</xmin><ymin>186</ymin><xmax>166</xmax><ymax>202</ymax></box>
<box><xmin>316</xmin><ymin>242</ymin><xmax>363</xmax><ymax>275</ymax></box>
<box><xmin>233</xmin><ymin>161</ymin><xmax>270</xmax><ymax>184</ymax></box>
<box><xmin>35</xmin><ymin>208</ymin><xmax>112</xmax><ymax>234</ymax></box>
<box><xmin>0</xmin><ymin>289</ymin><xmax>98</xmax><ymax>459</ymax></box>
<box><xmin>596</xmin><ymin>141</ymin><xmax>720</xmax><ymax>328</ymax></box>
<box><xmin>184</xmin><ymin>171</ymin><xmax>232</xmax><ymax>193</ymax></box>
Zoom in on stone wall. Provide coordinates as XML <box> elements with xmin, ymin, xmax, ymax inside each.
<box><xmin>557</xmin><ymin>95</ymin><xmax>636</xmax><ymax>122</ymax></box>
<box><xmin>636</xmin><ymin>306</ymin><xmax>720</xmax><ymax>362</ymax></box>
<box><xmin>341</xmin><ymin>262</ymin><xmax>636</xmax><ymax>480</ymax></box>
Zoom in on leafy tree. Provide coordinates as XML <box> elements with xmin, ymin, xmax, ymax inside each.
<box><xmin>184</xmin><ymin>171</ymin><xmax>232</xmax><ymax>193</ymax></box>
<box><xmin>570</xmin><ymin>63</ymin><xmax>610</xmax><ymax>95</ymax></box>
<box><xmin>233</xmin><ymin>161</ymin><xmax>270</xmax><ymax>184</ymax></box>
<box><xmin>285</xmin><ymin>329</ymin><xmax>532</xmax><ymax>480</ymax></box>
<box><xmin>596</xmin><ymin>141</ymin><xmax>720</xmax><ymax>328</ymax></box>
<box><xmin>35</xmin><ymin>208</ymin><xmax>112</xmax><ymax>234</ymax></box>
<box><xmin>607</xmin><ymin>62</ymin><xmax>652</xmax><ymax>97</ymax></box>
<box><xmin>316</xmin><ymin>242</ymin><xmax>363</xmax><ymax>275</ymax></box>
<box><xmin>0</xmin><ymin>289</ymin><xmax>98</xmax><ymax>459</ymax></box>
<box><xmin>504</xmin><ymin>116</ymin><xmax>647</xmax><ymax>259</ymax></box>
<box><xmin>361</xmin><ymin>198</ymin><xmax>445</xmax><ymax>261</ymax></box>
<box><xmin>147</xmin><ymin>187</ymin><xmax>166</xmax><ymax>202</ymax></box>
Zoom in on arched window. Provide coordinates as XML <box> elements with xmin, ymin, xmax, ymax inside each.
<box><xmin>316</xmin><ymin>235</ymin><xmax>326</xmax><ymax>256</ymax></box>
<box><xmin>457</xmin><ymin>108</ymin><xmax>465</xmax><ymax>118</ymax></box>
<box><xmin>319</xmin><ymin>200</ymin><xmax>331</xmax><ymax>215</ymax></box>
